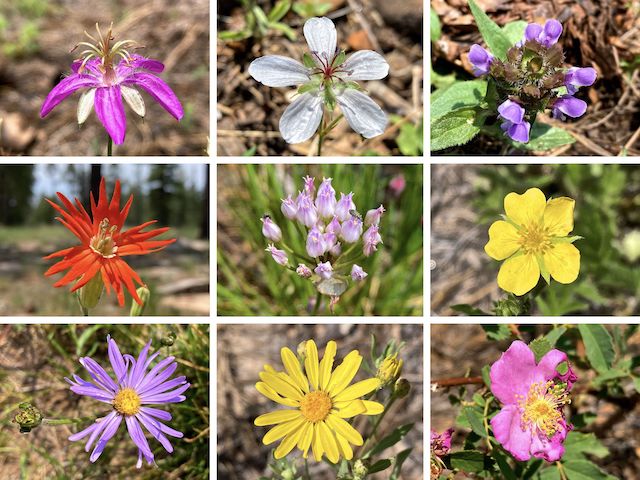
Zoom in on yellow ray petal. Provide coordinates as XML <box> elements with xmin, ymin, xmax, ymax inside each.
<box><xmin>362</xmin><ymin>400</ymin><xmax>385</xmax><ymax>415</ymax></box>
<box><xmin>312</xmin><ymin>422</ymin><xmax>324</xmax><ymax>461</ymax></box>
<box><xmin>333</xmin><ymin>378</ymin><xmax>380</xmax><ymax>403</ymax></box>
<box><xmin>484</xmin><ymin>220</ymin><xmax>521</xmax><ymax>260</ymax></box>
<box><xmin>318</xmin><ymin>420</ymin><xmax>340</xmax><ymax>463</ymax></box>
<box><xmin>504</xmin><ymin>188</ymin><xmax>546</xmax><ymax>228</ymax></box>
<box><xmin>543</xmin><ymin>197</ymin><xmax>575</xmax><ymax>236</ymax></box>
<box><xmin>281</xmin><ymin>347</ymin><xmax>309</xmax><ymax>393</ymax></box>
<box><xmin>544</xmin><ymin>243</ymin><xmax>580</xmax><ymax>284</ymax></box>
<box><xmin>334</xmin><ymin>432</ymin><xmax>353</xmax><ymax>460</ymax></box>
<box><xmin>254</xmin><ymin>409</ymin><xmax>301</xmax><ymax>426</ymax></box>
<box><xmin>326</xmin><ymin>413</ymin><xmax>364</xmax><ymax>446</ymax></box>
<box><xmin>497</xmin><ymin>253</ymin><xmax>540</xmax><ymax>296</ymax></box>
<box><xmin>297</xmin><ymin>422</ymin><xmax>313</xmax><ymax>458</ymax></box>
<box><xmin>274</xmin><ymin>424</ymin><xmax>306</xmax><ymax>459</ymax></box>
<box><xmin>260</xmin><ymin>371</ymin><xmax>304</xmax><ymax>401</ymax></box>
<box><xmin>326</xmin><ymin>350</ymin><xmax>362</xmax><ymax>396</ymax></box>
<box><xmin>334</xmin><ymin>399</ymin><xmax>366</xmax><ymax>418</ymax></box>
<box><xmin>305</xmin><ymin>340</ymin><xmax>319</xmax><ymax>391</ymax></box>
<box><xmin>318</xmin><ymin>340</ymin><xmax>337</xmax><ymax>390</ymax></box>
<box><xmin>255</xmin><ymin>382</ymin><xmax>299</xmax><ymax>407</ymax></box>
<box><xmin>263</xmin><ymin>417</ymin><xmax>306</xmax><ymax>445</ymax></box>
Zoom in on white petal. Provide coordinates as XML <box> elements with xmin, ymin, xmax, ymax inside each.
<box><xmin>279</xmin><ymin>92</ymin><xmax>323</xmax><ymax>144</ymax></box>
<box><xmin>304</xmin><ymin>17</ymin><xmax>337</xmax><ymax>66</ymax></box>
<box><xmin>336</xmin><ymin>88</ymin><xmax>387</xmax><ymax>138</ymax></box>
<box><xmin>340</xmin><ymin>50</ymin><xmax>389</xmax><ymax>81</ymax></box>
<box><xmin>121</xmin><ymin>85</ymin><xmax>146</xmax><ymax>118</ymax></box>
<box><xmin>249</xmin><ymin>56</ymin><xmax>310</xmax><ymax>87</ymax></box>
<box><xmin>77</xmin><ymin>88</ymin><xmax>96</xmax><ymax>125</ymax></box>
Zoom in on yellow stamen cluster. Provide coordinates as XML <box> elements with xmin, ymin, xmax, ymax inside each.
<box><xmin>90</xmin><ymin>218</ymin><xmax>118</xmax><ymax>258</ymax></box>
<box><xmin>517</xmin><ymin>222</ymin><xmax>552</xmax><ymax>255</ymax></box>
<box><xmin>113</xmin><ymin>388</ymin><xmax>141</xmax><ymax>416</ymax></box>
<box><xmin>300</xmin><ymin>391</ymin><xmax>332</xmax><ymax>423</ymax></box>
<box><xmin>517</xmin><ymin>380</ymin><xmax>570</xmax><ymax>437</ymax></box>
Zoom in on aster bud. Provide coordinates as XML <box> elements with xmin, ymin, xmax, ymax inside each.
<box><xmin>364</xmin><ymin>204</ymin><xmax>385</xmax><ymax>226</ymax></box>
<box><xmin>393</xmin><ymin>377</ymin><xmax>411</xmax><ymax>398</ymax></box>
<box><xmin>314</xmin><ymin>261</ymin><xmax>333</xmax><ymax>279</ymax></box>
<box><xmin>261</xmin><ymin>215</ymin><xmax>282</xmax><ymax>242</ymax></box>
<box><xmin>280</xmin><ymin>195</ymin><xmax>298</xmax><ymax>220</ymax></box>
<box><xmin>377</xmin><ymin>353</ymin><xmax>403</xmax><ymax>385</ymax></box>
<box><xmin>306</xmin><ymin>226</ymin><xmax>327</xmax><ymax>258</ymax></box>
<box><xmin>161</xmin><ymin>329</ymin><xmax>177</xmax><ymax>346</ymax></box>
<box><xmin>315</xmin><ymin>177</ymin><xmax>337</xmax><ymax>218</ymax></box>
<box><xmin>353</xmin><ymin>459</ymin><xmax>368</xmax><ymax>479</ymax></box>
<box><xmin>265</xmin><ymin>244</ymin><xmax>288</xmax><ymax>266</ymax></box>
<box><xmin>350</xmin><ymin>264</ymin><xmax>368</xmax><ymax>282</ymax></box>
<box><xmin>341</xmin><ymin>214</ymin><xmax>363</xmax><ymax>243</ymax></box>
<box><xmin>296</xmin><ymin>263</ymin><xmax>312</xmax><ymax>278</ymax></box>
<box><xmin>335</xmin><ymin>192</ymin><xmax>356</xmax><ymax>221</ymax></box>
<box><xmin>129</xmin><ymin>286</ymin><xmax>151</xmax><ymax>316</ymax></box>
<box><xmin>77</xmin><ymin>272</ymin><xmax>104</xmax><ymax>312</ymax></box>
<box><xmin>14</xmin><ymin>403</ymin><xmax>43</xmax><ymax>433</ymax></box>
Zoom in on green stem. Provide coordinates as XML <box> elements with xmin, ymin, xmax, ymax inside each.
<box><xmin>317</xmin><ymin>111</ymin><xmax>326</xmax><ymax>156</ymax></box>
<box><xmin>107</xmin><ymin>135</ymin><xmax>113</xmax><ymax>156</ymax></box>
<box><xmin>42</xmin><ymin>416</ymin><xmax>94</xmax><ymax>426</ymax></box>
<box><xmin>280</xmin><ymin>241</ymin><xmax>315</xmax><ymax>264</ymax></box>
<box><xmin>311</xmin><ymin>290</ymin><xmax>321</xmax><ymax>316</ymax></box>
<box><xmin>557</xmin><ymin>462</ymin><xmax>568</xmax><ymax>480</ymax></box>
<box><xmin>362</xmin><ymin>394</ymin><xmax>397</xmax><ymax>455</ymax></box>
<box><xmin>305</xmin><ymin>458</ymin><xmax>310</xmax><ymax>479</ymax></box>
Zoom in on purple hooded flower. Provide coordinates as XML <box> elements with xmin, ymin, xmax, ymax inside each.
<box><xmin>498</xmin><ymin>99</ymin><xmax>531</xmax><ymax>143</ymax></box>
<box><xmin>468</xmin><ymin>44</ymin><xmax>494</xmax><ymax>76</ymax></box>
<box><xmin>341</xmin><ymin>214</ymin><xmax>363</xmax><ymax>243</ymax></box>
<box><xmin>66</xmin><ymin>336</ymin><xmax>189</xmax><ymax>467</ymax></box>
<box><xmin>314</xmin><ymin>261</ymin><xmax>333</xmax><ymax>279</ymax></box>
<box><xmin>315</xmin><ymin>177</ymin><xmax>337</xmax><ymax>218</ymax></box>
<box><xmin>296</xmin><ymin>263</ymin><xmax>312</xmax><ymax>278</ymax></box>
<box><xmin>564</xmin><ymin>67</ymin><xmax>597</xmax><ymax>95</ymax></box>
<box><xmin>335</xmin><ymin>192</ymin><xmax>356</xmax><ymax>221</ymax></box>
<box><xmin>364</xmin><ymin>205</ymin><xmax>385</xmax><ymax>227</ymax></box>
<box><xmin>350</xmin><ymin>264</ymin><xmax>367</xmax><ymax>281</ymax></box>
<box><xmin>524</xmin><ymin>19</ymin><xmax>563</xmax><ymax>48</ymax></box>
<box><xmin>306</xmin><ymin>226</ymin><xmax>327</xmax><ymax>258</ymax></box>
<box><xmin>261</xmin><ymin>215</ymin><xmax>282</xmax><ymax>242</ymax></box>
<box><xmin>281</xmin><ymin>195</ymin><xmax>298</xmax><ymax>220</ymax></box>
<box><xmin>552</xmin><ymin>95</ymin><xmax>587</xmax><ymax>120</ymax></box>
<box><xmin>430</xmin><ymin>428</ymin><xmax>454</xmax><ymax>456</ymax></box>
<box><xmin>40</xmin><ymin>25</ymin><xmax>183</xmax><ymax>145</ymax></box>
<box><xmin>490</xmin><ymin>340</ymin><xmax>576</xmax><ymax>462</ymax></box>
<box><xmin>266</xmin><ymin>244</ymin><xmax>288</xmax><ymax>266</ymax></box>
<box><xmin>296</xmin><ymin>192</ymin><xmax>319</xmax><ymax>228</ymax></box>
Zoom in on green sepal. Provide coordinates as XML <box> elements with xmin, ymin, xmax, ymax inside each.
<box><xmin>324</xmin><ymin>86</ymin><xmax>336</xmax><ymax>111</ymax></box>
<box><xmin>332</xmin><ymin>49</ymin><xmax>346</xmax><ymax>68</ymax></box>
<box><xmin>344</xmin><ymin>80</ymin><xmax>364</xmax><ymax>91</ymax></box>
<box><xmin>297</xmin><ymin>79</ymin><xmax>321</xmax><ymax>95</ymax></box>
<box><xmin>303</xmin><ymin>52</ymin><xmax>316</xmax><ymax>68</ymax></box>
<box><xmin>551</xmin><ymin>235</ymin><xmax>583</xmax><ymax>244</ymax></box>
<box><xmin>536</xmin><ymin>254</ymin><xmax>551</xmax><ymax>285</ymax></box>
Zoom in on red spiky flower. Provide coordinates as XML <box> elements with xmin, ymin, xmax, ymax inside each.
<box><xmin>44</xmin><ymin>177</ymin><xmax>176</xmax><ymax>306</ymax></box>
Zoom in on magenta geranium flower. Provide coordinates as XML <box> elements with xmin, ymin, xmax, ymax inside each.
<box><xmin>66</xmin><ymin>336</ymin><xmax>190</xmax><ymax>467</ymax></box>
<box><xmin>40</xmin><ymin>24</ymin><xmax>183</xmax><ymax>145</ymax></box>
<box><xmin>489</xmin><ymin>340</ymin><xmax>576</xmax><ymax>462</ymax></box>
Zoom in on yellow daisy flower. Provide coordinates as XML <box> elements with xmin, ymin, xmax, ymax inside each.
<box><xmin>254</xmin><ymin>339</ymin><xmax>384</xmax><ymax>463</ymax></box>
<box><xmin>484</xmin><ymin>187</ymin><xmax>580</xmax><ymax>296</ymax></box>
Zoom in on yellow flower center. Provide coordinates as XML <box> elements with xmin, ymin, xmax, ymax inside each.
<box><xmin>90</xmin><ymin>218</ymin><xmax>118</xmax><ymax>258</ymax></box>
<box><xmin>113</xmin><ymin>388</ymin><xmax>141</xmax><ymax>416</ymax></box>
<box><xmin>517</xmin><ymin>381</ymin><xmax>569</xmax><ymax>437</ymax></box>
<box><xmin>300</xmin><ymin>391</ymin><xmax>332</xmax><ymax>423</ymax></box>
<box><xmin>518</xmin><ymin>222</ymin><xmax>551</xmax><ymax>255</ymax></box>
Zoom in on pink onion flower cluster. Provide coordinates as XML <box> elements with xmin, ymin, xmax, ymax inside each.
<box><xmin>263</xmin><ymin>176</ymin><xmax>384</xmax><ymax>302</ymax></box>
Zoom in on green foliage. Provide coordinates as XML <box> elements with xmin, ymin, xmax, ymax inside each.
<box><xmin>430</xmin><ymin>8</ymin><xmax>442</xmax><ymax>42</ymax></box>
<box><xmin>578</xmin><ymin>324</ymin><xmax>615</xmax><ymax>374</ymax></box>
<box><xmin>394</xmin><ymin>116</ymin><xmax>423</xmax><ymax>156</ymax></box>
<box><xmin>219</xmin><ymin>0</ymin><xmax>296</xmax><ymax>41</ymax></box>
<box><xmin>467</xmin><ymin>0</ymin><xmax>513</xmax><ymax>60</ymax></box>
<box><xmin>431</xmin><ymin>80</ymin><xmax>488</xmax><ymax>120</ymax></box>
<box><xmin>430</xmin><ymin>108</ymin><xmax>485</xmax><ymax>151</ymax></box>
<box><xmin>292</xmin><ymin>0</ymin><xmax>332</xmax><ymax>18</ymax></box>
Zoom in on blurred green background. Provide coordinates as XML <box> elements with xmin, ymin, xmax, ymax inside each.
<box><xmin>217</xmin><ymin>164</ymin><xmax>423</xmax><ymax>315</ymax></box>
<box><xmin>0</xmin><ymin>324</ymin><xmax>209</xmax><ymax>479</ymax></box>
<box><xmin>431</xmin><ymin>164</ymin><xmax>640</xmax><ymax>315</ymax></box>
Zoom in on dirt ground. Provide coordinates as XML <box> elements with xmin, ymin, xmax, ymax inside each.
<box><xmin>430</xmin><ymin>324</ymin><xmax>640</xmax><ymax>478</ymax></box>
<box><xmin>0</xmin><ymin>0</ymin><xmax>209</xmax><ymax>156</ymax></box>
<box><xmin>217</xmin><ymin>0</ymin><xmax>423</xmax><ymax>156</ymax></box>
<box><xmin>431</xmin><ymin>0</ymin><xmax>640</xmax><ymax>155</ymax></box>
<box><xmin>217</xmin><ymin>324</ymin><xmax>424</xmax><ymax>479</ymax></box>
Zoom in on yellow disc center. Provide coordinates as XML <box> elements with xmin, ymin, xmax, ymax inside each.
<box><xmin>518</xmin><ymin>222</ymin><xmax>551</xmax><ymax>255</ymax></box>
<box><xmin>90</xmin><ymin>218</ymin><xmax>118</xmax><ymax>258</ymax></box>
<box><xmin>113</xmin><ymin>388</ymin><xmax>141</xmax><ymax>416</ymax></box>
<box><xmin>300</xmin><ymin>391</ymin><xmax>332</xmax><ymax>423</ymax></box>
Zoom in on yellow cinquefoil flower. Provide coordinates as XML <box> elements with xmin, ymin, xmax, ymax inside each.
<box><xmin>484</xmin><ymin>188</ymin><xmax>580</xmax><ymax>296</ymax></box>
<box><xmin>254</xmin><ymin>340</ymin><xmax>384</xmax><ymax>463</ymax></box>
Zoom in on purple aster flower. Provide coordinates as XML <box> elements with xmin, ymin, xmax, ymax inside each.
<box><xmin>552</xmin><ymin>95</ymin><xmax>587</xmax><ymax>120</ymax></box>
<box><xmin>564</xmin><ymin>67</ymin><xmax>597</xmax><ymax>95</ymax></box>
<box><xmin>430</xmin><ymin>428</ymin><xmax>454</xmax><ymax>456</ymax></box>
<box><xmin>468</xmin><ymin>44</ymin><xmax>494</xmax><ymax>76</ymax></box>
<box><xmin>350</xmin><ymin>264</ymin><xmax>367</xmax><ymax>281</ymax></box>
<box><xmin>315</xmin><ymin>177</ymin><xmax>337</xmax><ymax>218</ymax></box>
<box><xmin>306</xmin><ymin>226</ymin><xmax>327</xmax><ymax>258</ymax></box>
<box><xmin>497</xmin><ymin>99</ymin><xmax>531</xmax><ymax>143</ymax></box>
<box><xmin>66</xmin><ymin>336</ymin><xmax>189</xmax><ymax>467</ymax></box>
<box><xmin>266</xmin><ymin>244</ymin><xmax>288</xmax><ymax>266</ymax></box>
<box><xmin>490</xmin><ymin>340</ymin><xmax>576</xmax><ymax>462</ymax></box>
<box><xmin>296</xmin><ymin>263</ymin><xmax>312</xmax><ymax>278</ymax></box>
<box><xmin>523</xmin><ymin>19</ymin><xmax>563</xmax><ymax>48</ymax></box>
<box><xmin>364</xmin><ymin>204</ymin><xmax>385</xmax><ymax>227</ymax></box>
<box><xmin>341</xmin><ymin>214</ymin><xmax>363</xmax><ymax>243</ymax></box>
<box><xmin>296</xmin><ymin>192</ymin><xmax>319</xmax><ymax>228</ymax></box>
<box><xmin>281</xmin><ymin>195</ymin><xmax>298</xmax><ymax>220</ymax></box>
<box><xmin>314</xmin><ymin>261</ymin><xmax>333</xmax><ymax>279</ymax></box>
<box><xmin>335</xmin><ymin>192</ymin><xmax>356</xmax><ymax>221</ymax></box>
<box><xmin>260</xmin><ymin>215</ymin><xmax>282</xmax><ymax>242</ymax></box>
<box><xmin>40</xmin><ymin>24</ymin><xmax>183</xmax><ymax>145</ymax></box>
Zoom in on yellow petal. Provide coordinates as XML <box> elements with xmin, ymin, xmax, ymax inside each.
<box><xmin>274</xmin><ymin>424</ymin><xmax>305</xmax><ymax>459</ymax></box>
<box><xmin>254</xmin><ymin>409</ymin><xmax>301</xmax><ymax>426</ymax></box>
<box><xmin>260</xmin><ymin>372</ymin><xmax>303</xmax><ymax>401</ymax></box>
<box><xmin>333</xmin><ymin>378</ymin><xmax>380</xmax><ymax>402</ymax></box>
<box><xmin>504</xmin><ymin>188</ymin><xmax>546</xmax><ymax>228</ymax></box>
<box><xmin>311</xmin><ymin>422</ymin><xmax>324</xmax><ymax>461</ymax></box>
<box><xmin>263</xmin><ymin>417</ymin><xmax>306</xmax><ymax>445</ymax></box>
<box><xmin>485</xmin><ymin>220</ymin><xmax>521</xmax><ymax>260</ymax></box>
<box><xmin>305</xmin><ymin>340</ymin><xmax>319</xmax><ymax>391</ymax></box>
<box><xmin>318</xmin><ymin>340</ymin><xmax>337</xmax><ymax>390</ymax></box>
<box><xmin>326</xmin><ymin>413</ymin><xmax>364</xmax><ymax>446</ymax></box>
<box><xmin>255</xmin><ymin>382</ymin><xmax>299</xmax><ymax>407</ymax></box>
<box><xmin>334</xmin><ymin>432</ymin><xmax>354</xmax><ymax>460</ymax></box>
<box><xmin>334</xmin><ymin>399</ymin><xmax>366</xmax><ymax>418</ymax></box>
<box><xmin>281</xmin><ymin>347</ymin><xmax>309</xmax><ymax>393</ymax></box>
<box><xmin>326</xmin><ymin>351</ymin><xmax>362</xmax><ymax>396</ymax></box>
<box><xmin>297</xmin><ymin>422</ymin><xmax>313</xmax><ymax>457</ymax></box>
<box><xmin>544</xmin><ymin>197</ymin><xmax>575</xmax><ymax>236</ymax></box>
<box><xmin>543</xmin><ymin>243</ymin><xmax>580</xmax><ymax>284</ymax></box>
<box><xmin>318</xmin><ymin>420</ymin><xmax>340</xmax><ymax>463</ymax></box>
<box><xmin>497</xmin><ymin>253</ymin><xmax>540</xmax><ymax>296</ymax></box>
<box><xmin>362</xmin><ymin>400</ymin><xmax>385</xmax><ymax>415</ymax></box>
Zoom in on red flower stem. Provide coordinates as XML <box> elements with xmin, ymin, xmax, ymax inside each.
<box><xmin>430</xmin><ymin>376</ymin><xmax>483</xmax><ymax>387</ymax></box>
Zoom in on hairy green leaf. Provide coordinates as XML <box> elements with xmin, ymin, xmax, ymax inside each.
<box><xmin>431</xmin><ymin>80</ymin><xmax>488</xmax><ymax>120</ymax></box>
<box><xmin>430</xmin><ymin>108</ymin><xmax>484</xmax><ymax>151</ymax></box>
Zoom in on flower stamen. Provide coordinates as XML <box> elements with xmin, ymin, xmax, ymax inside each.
<box><xmin>90</xmin><ymin>218</ymin><xmax>118</xmax><ymax>258</ymax></box>
<box><xmin>300</xmin><ymin>391</ymin><xmax>332</xmax><ymax>423</ymax></box>
<box><xmin>516</xmin><ymin>380</ymin><xmax>570</xmax><ymax>437</ymax></box>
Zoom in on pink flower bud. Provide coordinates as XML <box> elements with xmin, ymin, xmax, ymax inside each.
<box><xmin>306</xmin><ymin>226</ymin><xmax>326</xmax><ymax>258</ymax></box>
<box><xmin>389</xmin><ymin>174</ymin><xmax>406</xmax><ymax>197</ymax></box>
<box><xmin>280</xmin><ymin>195</ymin><xmax>298</xmax><ymax>220</ymax></box>
<box><xmin>335</xmin><ymin>192</ymin><xmax>356</xmax><ymax>221</ymax></box>
<box><xmin>364</xmin><ymin>204</ymin><xmax>385</xmax><ymax>227</ymax></box>
<box><xmin>260</xmin><ymin>215</ymin><xmax>282</xmax><ymax>242</ymax></box>
<box><xmin>265</xmin><ymin>244</ymin><xmax>288</xmax><ymax>266</ymax></box>
<box><xmin>315</xmin><ymin>177</ymin><xmax>337</xmax><ymax>218</ymax></box>
<box><xmin>296</xmin><ymin>263</ymin><xmax>312</xmax><ymax>278</ymax></box>
<box><xmin>296</xmin><ymin>192</ymin><xmax>318</xmax><ymax>228</ymax></box>
<box><xmin>351</xmin><ymin>264</ymin><xmax>368</xmax><ymax>281</ymax></box>
<box><xmin>314</xmin><ymin>261</ymin><xmax>333</xmax><ymax>279</ymax></box>
<box><xmin>341</xmin><ymin>214</ymin><xmax>363</xmax><ymax>243</ymax></box>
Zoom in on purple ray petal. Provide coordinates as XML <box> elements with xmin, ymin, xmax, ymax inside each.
<box><xmin>139</xmin><ymin>406</ymin><xmax>172</xmax><ymax>422</ymax></box>
<box><xmin>136</xmin><ymin>412</ymin><xmax>174</xmax><ymax>452</ymax></box>
<box><xmin>139</xmin><ymin>376</ymin><xmax>186</xmax><ymax>397</ymax></box>
<box><xmin>40</xmin><ymin>75</ymin><xmax>99</xmax><ymax>117</ymax></box>
<box><xmin>69</xmin><ymin>385</ymin><xmax>115</xmax><ymax>402</ymax></box>
<box><xmin>107</xmin><ymin>335</ymin><xmax>127</xmax><ymax>385</ymax></box>
<box><xmin>89</xmin><ymin>414</ymin><xmax>122</xmax><ymax>462</ymax></box>
<box><xmin>120</xmin><ymin>54</ymin><xmax>165</xmax><ymax>74</ymax></box>
<box><xmin>124</xmin><ymin>72</ymin><xmax>184</xmax><ymax>120</ymax></box>
<box><xmin>79</xmin><ymin>357</ymin><xmax>118</xmax><ymax>393</ymax></box>
<box><xmin>140</xmin><ymin>382</ymin><xmax>190</xmax><ymax>404</ymax></box>
<box><xmin>129</xmin><ymin>341</ymin><xmax>152</xmax><ymax>387</ymax></box>
<box><xmin>94</xmin><ymin>86</ymin><xmax>127</xmax><ymax>145</ymax></box>
<box><xmin>135</xmin><ymin>356</ymin><xmax>175</xmax><ymax>391</ymax></box>
<box><xmin>138</xmin><ymin>362</ymin><xmax>178</xmax><ymax>393</ymax></box>
<box><xmin>125</xmin><ymin>416</ymin><xmax>154</xmax><ymax>460</ymax></box>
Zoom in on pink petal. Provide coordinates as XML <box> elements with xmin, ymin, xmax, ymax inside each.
<box><xmin>124</xmin><ymin>72</ymin><xmax>183</xmax><ymax>120</ymax></box>
<box><xmin>489</xmin><ymin>340</ymin><xmax>545</xmax><ymax>405</ymax></box>
<box><xmin>537</xmin><ymin>349</ymin><xmax>576</xmax><ymax>390</ymax></box>
<box><xmin>94</xmin><ymin>85</ymin><xmax>127</xmax><ymax>145</ymax></box>
<box><xmin>40</xmin><ymin>74</ymin><xmax>98</xmax><ymax>117</ymax></box>
<box><xmin>490</xmin><ymin>404</ymin><xmax>533</xmax><ymax>461</ymax></box>
<box><xmin>530</xmin><ymin>418</ymin><xmax>569</xmax><ymax>461</ymax></box>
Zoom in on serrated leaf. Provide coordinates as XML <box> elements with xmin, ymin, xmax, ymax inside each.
<box><xmin>467</xmin><ymin>0</ymin><xmax>513</xmax><ymax>60</ymax></box>
<box><xmin>562</xmin><ymin>432</ymin><xmax>609</xmax><ymax>461</ymax></box>
<box><xmin>431</xmin><ymin>8</ymin><xmax>442</xmax><ymax>42</ymax></box>
<box><xmin>578</xmin><ymin>325</ymin><xmax>615</xmax><ymax>374</ymax></box>
<box><xmin>544</xmin><ymin>326</ymin><xmax>567</xmax><ymax>347</ymax></box>
<box><xmin>449</xmin><ymin>450</ymin><xmax>493</xmax><ymax>473</ymax></box>
<box><xmin>364</xmin><ymin>423</ymin><xmax>414</xmax><ymax>458</ymax></box>
<box><xmin>529</xmin><ymin>337</ymin><xmax>552</xmax><ymax>362</ymax></box>
<box><xmin>562</xmin><ymin>460</ymin><xmax>617</xmax><ymax>480</ymax></box>
<box><xmin>513</xmin><ymin>123</ymin><xmax>575</xmax><ymax>151</ymax></box>
<box><xmin>535</xmin><ymin>467</ymin><xmax>561</xmax><ymax>480</ymax></box>
<box><xmin>463</xmin><ymin>406</ymin><xmax>487</xmax><ymax>437</ymax></box>
<box><xmin>482</xmin><ymin>324</ymin><xmax>512</xmax><ymax>341</ymax></box>
<box><xmin>430</xmin><ymin>80</ymin><xmax>488</xmax><ymax>120</ymax></box>
<box><xmin>430</xmin><ymin>108</ymin><xmax>484</xmax><ymax>151</ymax></box>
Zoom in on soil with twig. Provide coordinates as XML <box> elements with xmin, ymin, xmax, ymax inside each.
<box><xmin>431</xmin><ymin>0</ymin><xmax>640</xmax><ymax>155</ymax></box>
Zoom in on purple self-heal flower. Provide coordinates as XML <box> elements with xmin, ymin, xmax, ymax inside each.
<box><xmin>552</xmin><ymin>95</ymin><xmax>587</xmax><ymax>120</ymax></box>
<box><xmin>489</xmin><ymin>340</ymin><xmax>576</xmax><ymax>462</ymax></box>
<box><xmin>350</xmin><ymin>264</ymin><xmax>367</xmax><ymax>281</ymax></box>
<box><xmin>281</xmin><ymin>195</ymin><xmax>298</xmax><ymax>220</ymax></box>
<box><xmin>564</xmin><ymin>67</ymin><xmax>597</xmax><ymax>95</ymax></box>
<box><xmin>314</xmin><ymin>261</ymin><xmax>333</xmax><ymax>279</ymax></box>
<box><xmin>524</xmin><ymin>19</ymin><xmax>563</xmax><ymax>47</ymax></box>
<box><xmin>266</xmin><ymin>244</ymin><xmax>288</xmax><ymax>266</ymax></box>
<box><xmin>341</xmin><ymin>214</ymin><xmax>363</xmax><ymax>243</ymax></box>
<box><xmin>261</xmin><ymin>215</ymin><xmax>282</xmax><ymax>242</ymax></box>
<box><xmin>468</xmin><ymin>44</ymin><xmax>494</xmax><ymax>76</ymax></box>
<box><xmin>364</xmin><ymin>205</ymin><xmax>385</xmax><ymax>227</ymax></box>
<box><xmin>315</xmin><ymin>177</ymin><xmax>337</xmax><ymax>218</ymax></box>
<box><xmin>40</xmin><ymin>24</ymin><xmax>183</xmax><ymax>146</ymax></box>
<box><xmin>296</xmin><ymin>263</ymin><xmax>312</xmax><ymax>278</ymax></box>
<box><xmin>498</xmin><ymin>99</ymin><xmax>531</xmax><ymax>143</ymax></box>
<box><xmin>335</xmin><ymin>192</ymin><xmax>356</xmax><ymax>221</ymax></box>
<box><xmin>66</xmin><ymin>336</ymin><xmax>189</xmax><ymax>467</ymax></box>
<box><xmin>306</xmin><ymin>226</ymin><xmax>327</xmax><ymax>258</ymax></box>
<box><xmin>296</xmin><ymin>192</ymin><xmax>319</xmax><ymax>227</ymax></box>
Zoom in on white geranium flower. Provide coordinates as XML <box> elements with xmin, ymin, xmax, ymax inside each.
<box><xmin>248</xmin><ymin>17</ymin><xmax>389</xmax><ymax>144</ymax></box>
